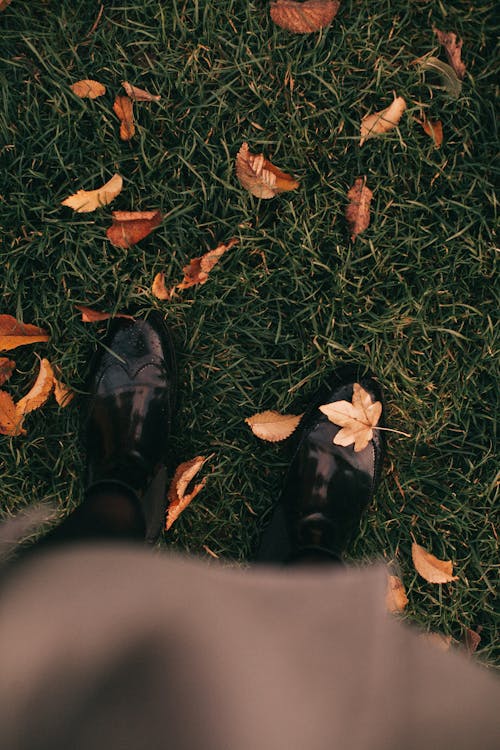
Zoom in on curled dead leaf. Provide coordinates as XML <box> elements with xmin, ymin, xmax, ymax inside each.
<box><xmin>70</xmin><ymin>79</ymin><xmax>106</xmax><ymax>99</ymax></box>
<box><xmin>385</xmin><ymin>574</ymin><xmax>409</xmax><ymax>613</ymax></box>
<box><xmin>360</xmin><ymin>96</ymin><xmax>406</xmax><ymax>146</ymax></box>
<box><xmin>411</xmin><ymin>542</ymin><xmax>458</xmax><ymax>584</ymax></box>
<box><xmin>61</xmin><ymin>173</ymin><xmax>123</xmax><ymax>213</ymax></box>
<box><xmin>16</xmin><ymin>358</ymin><xmax>55</xmax><ymax>418</ymax></box>
<box><xmin>0</xmin><ymin>315</ymin><xmax>49</xmax><ymax>352</ymax></box>
<box><xmin>122</xmin><ymin>81</ymin><xmax>161</xmax><ymax>102</ymax></box>
<box><xmin>152</xmin><ymin>272</ymin><xmax>170</xmax><ymax>300</ymax></box>
<box><xmin>345</xmin><ymin>177</ymin><xmax>373</xmax><ymax>241</ymax></box>
<box><xmin>0</xmin><ymin>358</ymin><xmax>16</xmax><ymax>385</ymax></box>
<box><xmin>415</xmin><ymin>116</ymin><xmax>443</xmax><ymax>148</ymax></box>
<box><xmin>319</xmin><ymin>383</ymin><xmax>382</xmax><ymax>453</ymax></box>
<box><xmin>175</xmin><ymin>238</ymin><xmax>238</xmax><ymax>292</ymax></box>
<box><xmin>75</xmin><ymin>305</ymin><xmax>134</xmax><ymax>323</ymax></box>
<box><xmin>270</xmin><ymin>0</ymin><xmax>340</xmax><ymax>34</ymax></box>
<box><xmin>246</xmin><ymin>410</ymin><xmax>303</xmax><ymax>442</ymax></box>
<box><xmin>236</xmin><ymin>142</ymin><xmax>299</xmax><ymax>199</ymax></box>
<box><xmin>0</xmin><ymin>391</ymin><xmax>24</xmax><ymax>436</ymax></box>
<box><xmin>166</xmin><ymin>456</ymin><xmax>209</xmax><ymax>530</ymax></box>
<box><xmin>106</xmin><ymin>210</ymin><xmax>162</xmax><ymax>248</ymax></box>
<box><xmin>434</xmin><ymin>28</ymin><xmax>466</xmax><ymax>80</ymax></box>
<box><xmin>113</xmin><ymin>95</ymin><xmax>135</xmax><ymax>141</ymax></box>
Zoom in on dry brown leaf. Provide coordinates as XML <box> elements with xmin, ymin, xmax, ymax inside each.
<box><xmin>53</xmin><ymin>375</ymin><xmax>74</xmax><ymax>407</ymax></box>
<box><xmin>0</xmin><ymin>0</ymin><xmax>13</xmax><ymax>11</ymax></box>
<box><xmin>106</xmin><ymin>210</ymin><xmax>162</xmax><ymax>248</ymax></box>
<box><xmin>16</xmin><ymin>358</ymin><xmax>55</xmax><ymax>418</ymax></box>
<box><xmin>386</xmin><ymin>575</ymin><xmax>409</xmax><ymax>613</ymax></box>
<box><xmin>464</xmin><ymin>628</ymin><xmax>481</xmax><ymax>655</ymax></box>
<box><xmin>61</xmin><ymin>173</ymin><xmax>123</xmax><ymax>213</ymax></box>
<box><xmin>0</xmin><ymin>315</ymin><xmax>50</xmax><ymax>352</ymax></box>
<box><xmin>245</xmin><ymin>410</ymin><xmax>303</xmax><ymax>442</ymax></box>
<box><xmin>360</xmin><ymin>96</ymin><xmax>407</xmax><ymax>146</ymax></box>
<box><xmin>319</xmin><ymin>383</ymin><xmax>382</xmax><ymax>452</ymax></box>
<box><xmin>175</xmin><ymin>238</ymin><xmax>238</xmax><ymax>292</ymax></box>
<box><xmin>122</xmin><ymin>81</ymin><xmax>161</xmax><ymax>102</ymax></box>
<box><xmin>415</xmin><ymin>116</ymin><xmax>443</xmax><ymax>148</ymax></box>
<box><xmin>152</xmin><ymin>272</ymin><xmax>170</xmax><ymax>300</ymax></box>
<box><xmin>236</xmin><ymin>142</ymin><xmax>299</xmax><ymax>199</ymax></box>
<box><xmin>70</xmin><ymin>79</ymin><xmax>106</xmax><ymax>99</ymax></box>
<box><xmin>434</xmin><ymin>28</ymin><xmax>466</xmax><ymax>79</ymax></box>
<box><xmin>345</xmin><ymin>177</ymin><xmax>373</xmax><ymax>241</ymax></box>
<box><xmin>411</xmin><ymin>542</ymin><xmax>458</xmax><ymax>584</ymax></box>
<box><xmin>270</xmin><ymin>0</ymin><xmax>340</xmax><ymax>33</ymax></box>
<box><xmin>0</xmin><ymin>358</ymin><xmax>16</xmax><ymax>385</ymax></box>
<box><xmin>113</xmin><ymin>95</ymin><xmax>135</xmax><ymax>141</ymax></box>
<box><xmin>0</xmin><ymin>391</ymin><xmax>24</xmax><ymax>436</ymax></box>
<box><xmin>165</xmin><ymin>456</ymin><xmax>209</xmax><ymax>530</ymax></box>
<box><xmin>421</xmin><ymin>632</ymin><xmax>452</xmax><ymax>651</ymax></box>
<box><xmin>75</xmin><ymin>305</ymin><xmax>134</xmax><ymax>323</ymax></box>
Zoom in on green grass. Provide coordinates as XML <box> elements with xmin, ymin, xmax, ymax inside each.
<box><xmin>0</xmin><ymin>1</ymin><xmax>498</xmax><ymax>663</ymax></box>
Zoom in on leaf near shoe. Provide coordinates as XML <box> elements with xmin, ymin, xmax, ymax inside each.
<box><xmin>385</xmin><ymin>574</ymin><xmax>409</xmax><ymax>613</ymax></box>
<box><xmin>61</xmin><ymin>173</ymin><xmax>123</xmax><ymax>213</ymax></box>
<box><xmin>165</xmin><ymin>456</ymin><xmax>209</xmax><ymax>530</ymax></box>
<box><xmin>16</xmin><ymin>358</ymin><xmax>55</xmax><ymax>418</ymax></box>
<box><xmin>411</xmin><ymin>542</ymin><xmax>458</xmax><ymax>583</ymax></box>
<box><xmin>0</xmin><ymin>315</ymin><xmax>50</xmax><ymax>351</ymax></box>
<box><xmin>236</xmin><ymin>143</ymin><xmax>299</xmax><ymax>199</ymax></box>
<box><xmin>360</xmin><ymin>96</ymin><xmax>406</xmax><ymax>146</ymax></box>
<box><xmin>245</xmin><ymin>410</ymin><xmax>303</xmax><ymax>442</ymax></box>
<box><xmin>75</xmin><ymin>305</ymin><xmax>134</xmax><ymax>323</ymax></box>
<box><xmin>270</xmin><ymin>0</ymin><xmax>340</xmax><ymax>34</ymax></box>
<box><xmin>319</xmin><ymin>383</ymin><xmax>382</xmax><ymax>452</ymax></box>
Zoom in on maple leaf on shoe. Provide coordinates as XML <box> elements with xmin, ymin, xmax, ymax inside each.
<box><xmin>319</xmin><ymin>382</ymin><xmax>382</xmax><ymax>452</ymax></box>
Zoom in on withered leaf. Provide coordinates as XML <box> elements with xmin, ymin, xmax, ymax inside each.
<box><xmin>434</xmin><ymin>28</ymin><xmax>466</xmax><ymax>80</ymax></box>
<box><xmin>75</xmin><ymin>305</ymin><xmax>134</xmax><ymax>323</ymax></box>
<box><xmin>420</xmin><ymin>632</ymin><xmax>452</xmax><ymax>651</ymax></box>
<box><xmin>0</xmin><ymin>358</ymin><xmax>16</xmax><ymax>385</ymax></box>
<box><xmin>385</xmin><ymin>574</ymin><xmax>409</xmax><ymax>613</ymax></box>
<box><xmin>53</xmin><ymin>374</ymin><xmax>74</xmax><ymax>407</ymax></box>
<box><xmin>414</xmin><ymin>56</ymin><xmax>462</xmax><ymax>98</ymax></box>
<box><xmin>16</xmin><ymin>358</ymin><xmax>55</xmax><ymax>418</ymax></box>
<box><xmin>122</xmin><ymin>81</ymin><xmax>161</xmax><ymax>102</ymax></box>
<box><xmin>411</xmin><ymin>542</ymin><xmax>458</xmax><ymax>584</ymax></box>
<box><xmin>415</xmin><ymin>116</ymin><xmax>443</xmax><ymax>148</ymax></box>
<box><xmin>345</xmin><ymin>177</ymin><xmax>373</xmax><ymax>240</ymax></box>
<box><xmin>464</xmin><ymin>628</ymin><xmax>481</xmax><ymax>655</ymax></box>
<box><xmin>236</xmin><ymin>143</ymin><xmax>299</xmax><ymax>199</ymax></box>
<box><xmin>165</xmin><ymin>456</ymin><xmax>209</xmax><ymax>531</ymax></box>
<box><xmin>61</xmin><ymin>173</ymin><xmax>123</xmax><ymax>213</ymax></box>
<box><xmin>152</xmin><ymin>272</ymin><xmax>170</xmax><ymax>300</ymax></box>
<box><xmin>319</xmin><ymin>383</ymin><xmax>382</xmax><ymax>452</ymax></box>
<box><xmin>70</xmin><ymin>79</ymin><xmax>106</xmax><ymax>99</ymax></box>
<box><xmin>106</xmin><ymin>210</ymin><xmax>162</xmax><ymax>248</ymax></box>
<box><xmin>360</xmin><ymin>96</ymin><xmax>407</xmax><ymax>146</ymax></box>
<box><xmin>0</xmin><ymin>315</ymin><xmax>49</xmax><ymax>352</ymax></box>
<box><xmin>245</xmin><ymin>410</ymin><xmax>303</xmax><ymax>442</ymax></box>
<box><xmin>270</xmin><ymin>0</ymin><xmax>340</xmax><ymax>34</ymax></box>
<box><xmin>0</xmin><ymin>391</ymin><xmax>24</xmax><ymax>436</ymax></box>
<box><xmin>175</xmin><ymin>238</ymin><xmax>238</xmax><ymax>292</ymax></box>
<box><xmin>0</xmin><ymin>0</ymin><xmax>13</xmax><ymax>11</ymax></box>
<box><xmin>113</xmin><ymin>95</ymin><xmax>135</xmax><ymax>141</ymax></box>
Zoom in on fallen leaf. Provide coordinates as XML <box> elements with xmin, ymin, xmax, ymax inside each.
<box><xmin>420</xmin><ymin>632</ymin><xmax>452</xmax><ymax>651</ymax></box>
<box><xmin>16</xmin><ymin>358</ymin><xmax>55</xmax><ymax>417</ymax></box>
<box><xmin>75</xmin><ymin>305</ymin><xmax>134</xmax><ymax>323</ymax></box>
<box><xmin>434</xmin><ymin>28</ymin><xmax>466</xmax><ymax>79</ymax></box>
<box><xmin>152</xmin><ymin>272</ymin><xmax>170</xmax><ymax>300</ymax></box>
<box><xmin>106</xmin><ymin>210</ymin><xmax>162</xmax><ymax>248</ymax></box>
<box><xmin>270</xmin><ymin>0</ymin><xmax>340</xmax><ymax>33</ymax></box>
<box><xmin>0</xmin><ymin>0</ymin><xmax>13</xmax><ymax>11</ymax></box>
<box><xmin>414</xmin><ymin>56</ymin><xmax>462</xmax><ymax>98</ymax></box>
<box><xmin>360</xmin><ymin>96</ymin><xmax>407</xmax><ymax>146</ymax></box>
<box><xmin>415</xmin><ymin>116</ymin><xmax>443</xmax><ymax>148</ymax></box>
<box><xmin>0</xmin><ymin>358</ymin><xmax>15</xmax><ymax>385</ymax></box>
<box><xmin>61</xmin><ymin>173</ymin><xmax>123</xmax><ymax>213</ymax></box>
<box><xmin>0</xmin><ymin>315</ymin><xmax>49</xmax><ymax>352</ymax></box>
<box><xmin>113</xmin><ymin>95</ymin><xmax>135</xmax><ymax>141</ymax></box>
<box><xmin>319</xmin><ymin>382</ymin><xmax>382</xmax><ymax>452</ymax></box>
<box><xmin>385</xmin><ymin>575</ymin><xmax>409</xmax><ymax>613</ymax></box>
<box><xmin>411</xmin><ymin>542</ymin><xmax>459</xmax><ymax>584</ymax></box>
<box><xmin>53</xmin><ymin>375</ymin><xmax>74</xmax><ymax>407</ymax></box>
<box><xmin>175</xmin><ymin>238</ymin><xmax>238</xmax><ymax>291</ymax></box>
<box><xmin>345</xmin><ymin>177</ymin><xmax>373</xmax><ymax>240</ymax></box>
<box><xmin>236</xmin><ymin>142</ymin><xmax>299</xmax><ymax>199</ymax></box>
<box><xmin>0</xmin><ymin>391</ymin><xmax>24</xmax><ymax>436</ymax></box>
<box><xmin>70</xmin><ymin>79</ymin><xmax>106</xmax><ymax>99</ymax></box>
<box><xmin>165</xmin><ymin>456</ymin><xmax>209</xmax><ymax>530</ymax></box>
<box><xmin>122</xmin><ymin>81</ymin><xmax>161</xmax><ymax>102</ymax></box>
<box><xmin>464</xmin><ymin>628</ymin><xmax>481</xmax><ymax>655</ymax></box>
<box><xmin>245</xmin><ymin>410</ymin><xmax>303</xmax><ymax>442</ymax></box>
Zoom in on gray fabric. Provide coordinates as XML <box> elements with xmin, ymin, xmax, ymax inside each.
<box><xmin>0</xmin><ymin>544</ymin><xmax>498</xmax><ymax>750</ymax></box>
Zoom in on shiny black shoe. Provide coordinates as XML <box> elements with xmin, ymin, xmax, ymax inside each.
<box><xmin>85</xmin><ymin>313</ymin><xmax>176</xmax><ymax>543</ymax></box>
<box><xmin>256</xmin><ymin>365</ymin><xmax>385</xmax><ymax>563</ymax></box>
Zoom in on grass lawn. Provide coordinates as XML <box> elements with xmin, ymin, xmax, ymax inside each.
<box><xmin>1</xmin><ymin>1</ymin><xmax>498</xmax><ymax>663</ymax></box>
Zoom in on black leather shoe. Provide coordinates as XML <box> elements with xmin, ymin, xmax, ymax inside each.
<box><xmin>256</xmin><ymin>365</ymin><xmax>384</xmax><ymax>563</ymax></box>
<box><xmin>85</xmin><ymin>313</ymin><xmax>176</xmax><ymax>543</ymax></box>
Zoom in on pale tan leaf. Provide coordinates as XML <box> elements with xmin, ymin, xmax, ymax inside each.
<box><xmin>386</xmin><ymin>575</ymin><xmax>409</xmax><ymax>613</ymax></box>
<box><xmin>61</xmin><ymin>173</ymin><xmax>123</xmax><ymax>213</ymax></box>
<box><xmin>165</xmin><ymin>456</ymin><xmax>209</xmax><ymax>530</ymax></box>
<box><xmin>319</xmin><ymin>383</ymin><xmax>382</xmax><ymax>452</ymax></box>
<box><xmin>360</xmin><ymin>96</ymin><xmax>407</xmax><ymax>146</ymax></box>
<box><xmin>152</xmin><ymin>272</ymin><xmax>170</xmax><ymax>300</ymax></box>
<box><xmin>270</xmin><ymin>0</ymin><xmax>340</xmax><ymax>34</ymax></box>
<box><xmin>0</xmin><ymin>358</ymin><xmax>16</xmax><ymax>385</ymax></box>
<box><xmin>70</xmin><ymin>79</ymin><xmax>106</xmax><ymax>99</ymax></box>
<box><xmin>345</xmin><ymin>177</ymin><xmax>373</xmax><ymax>240</ymax></box>
<box><xmin>415</xmin><ymin>116</ymin><xmax>443</xmax><ymax>148</ymax></box>
<box><xmin>0</xmin><ymin>391</ymin><xmax>24</xmax><ymax>436</ymax></box>
<box><xmin>113</xmin><ymin>95</ymin><xmax>135</xmax><ymax>141</ymax></box>
<box><xmin>236</xmin><ymin>142</ymin><xmax>299</xmax><ymax>199</ymax></box>
<box><xmin>0</xmin><ymin>315</ymin><xmax>50</xmax><ymax>352</ymax></box>
<box><xmin>434</xmin><ymin>28</ymin><xmax>466</xmax><ymax>79</ymax></box>
<box><xmin>122</xmin><ymin>81</ymin><xmax>161</xmax><ymax>102</ymax></box>
<box><xmin>245</xmin><ymin>410</ymin><xmax>303</xmax><ymax>442</ymax></box>
<box><xmin>411</xmin><ymin>542</ymin><xmax>459</xmax><ymax>583</ymax></box>
<box><xmin>420</xmin><ymin>632</ymin><xmax>452</xmax><ymax>651</ymax></box>
<box><xmin>16</xmin><ymin>358</ymin><xmax>55</xmax><ymax>417</ymax></box>
<box><xmin>175</xmin><ymin>238</ymin><xmax>238</xmax><ymax>291</ymax></box>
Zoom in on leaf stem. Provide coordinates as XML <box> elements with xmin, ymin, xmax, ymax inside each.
<box><xmin>373</xmin><ymin>426</ymin><xmax>412</xmax><ymax>438</ymax></box>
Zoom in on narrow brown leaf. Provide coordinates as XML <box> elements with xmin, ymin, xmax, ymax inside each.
<box><xmin>434</xmin><ymin>28</ymin><xmax>466</xmax><ymax>79</ymax></box>
<box><xmin>70</xmin><ymin>79</ymin><xmax>106</xmax><ymax>99</ymax></box>
<box><xmin>152</xmin><ymin>272</ymin><xmax>170</xmax><ymax>300</ymax></box>
<box><xmin>0</xmin><ymin>391</ymin><xmax>24</xmax><ymax>436</ymax></box>
<box><xmin>106</xmin><ymin>210</ymin><xmax>162</xmax><ymax>248</ymax></box>
<box><xmin>236</xmin><ymin>143</ymin><xmax>299</xmax><ymax>199</ymax></box>
<box><xmin>464</xmin><ymin>628</ymin><xmax>481</xmax><ymax>655</ymax></box>
<box><xmin>75</xmin><ymin>305</ymin><xmax>134</xmax><ymax>323</ymax></box>
<box><xmin>385</xmin><ymin>575</ymin><xmax>409</xmax><ymax>613</ymax></box>
<box><xmin>345</xmin><ymin>177</ymin><xmax>373</xmax><ymax>240</ymax></box>
<box><xmin>411</xmin><ymin>542</ymin><xmax>459</xmax><ymax>584</ymax></box>
<box><xmin>16</xmin><ymin>358</ymin><xmax>55</xmax><ymax>418</ymax></box>
<box><xmin>0</xmin><ymin>0</ymin><xmax>13</xmax><ymax>12</ymax></box>
<box><xmin>270</xmin><ymin>0</ymin><xmax>340</xmax><ymax>34</ymax></box>
<box><xmin>0</xmin><ymin>315</ymin><xmax>49</xmax><ymax>352</ymax></box>
<box><xmin>415</xmin><ymin>116</ymin><xmax>443</xmax><ymax>148</ymax></box>
<box><xmin>113</xmin><ymin>95</ymin><xmax>135</xmax><ymax>141</ymax></box>
<box><xmin>165</xmin><ymin>456</ymin><xmax>209</xmax><ymax>530</ymax></box>
<box><xmin>360</xmin><ymin>96</ymin><xmax>406</xmax><ymax>146</ymax></box>
<box><xmin>0</xmin><ymin>358</ymin><xmax>15</xmax><ymax>385</ymax></box>
<box><xmin>175</xmin><ymin>238</ymin><xmax>238</xmax><ymax>292</ymax></box>
<box><xmin>61</xmin><ymin>173</ymin><xmax>123</xmax><ymax>213</ymax></box>
<box><xmin>319</xmin><ymin>383</ymin><xmax>382</xmax><ymax>453</ymax></box>
<box><xmin>122</xmin><ymin>81</ymin><xmax>161</xmax><ymax>102</ymax></box>
<box><xmin>245</xmin><ymin>410</ymin><xmax>303</xmax><ymax>442</ymax></box>
<box><xmin>53</xmin><ymin>375</ymin><xmax>74</xmax><ymax>407</ymax></box>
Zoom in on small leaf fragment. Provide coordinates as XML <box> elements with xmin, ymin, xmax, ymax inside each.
<box><xmin>165</xmin><ymin>456</ymin><xmax>209</xmax><ymax>530</ymax></box>
<box><xmin>113</xmin><ymin>95</ymin><xmax>135</xmax><ymax>141</ymax></box>
<box><xmin>0</xmin><ymin>315</ymin><xmax>49</xmax><ymax>352</ymax></box>
<box><xmin>420</xmin><ymin>632</ymin><xmax>452</xmax><ymax>651</ymax></box>
<box><xmin>152</xmin><ymin>272</ymin><xmax>170</xmax><ymax>300</ymax></box>
<box><xmin>122</xmin><ymin>81</ymin><xmax>161</xmax><ymax>102</ymax></box>
<box><xmin>411</xmin><ymin>542</ymin><xmax>459</xmax><ymax>584</ymax></box>
<box><xmin>245</xmin><ymin>410</ymin><xmax>303</xmax><ymax>442</ymax></box>
<box><xmin>434</xmin><ymin>28</ymin><xmax>466</xmax><ymax>80</ymax></box>
<box><xmin>175</xmin><ymin>238</ymin><xmax>238</xmax><ymax>292</ymax></box>
<box><xmin>53</xmin><ymin>375</ymin><xmax>74</xmax><ymax>407</ymax></box>
<box><xmin>236</xmin><ymin>143</ymin><xmax>299</xmax><ymax>199</ymax></box>
<box><xmin>414</xmin><ymin>56</ymin><xmax>462</xmax><ymax>98</ymax></box>
<box><xmin>0</xmin><ymin>358</ymin><xmax>16</xmax><ymax>385</ymax></box>
<box><xmin>0</xmin><ymin>391</ymin><xmax>24</xmax><ymax>436</ymax></box>
<box><xmin>360</xmin><ymin>96</ymin><xmax>406</xmax><ymax>146</ymax></box>
<box><xmin>106</xmin><ymin>210</ymin><xmax>162</xmax><ymax>248</ymax></box>
<box><xmin>270</xmin><ymin>0</ymin><xmax>340</xmax><ymax>34</ymax></box>
<box><xmin>61</xmin><ymin>173</ymin><xmax>123</xmax><ymax>213</ymax></box>
<box><xmin>0</xmin><ymin>1</ymin><xmax>13</xmax><ymax>12</ymax></box>
<box><xmin>70</xmin><ymin>79</ymin><xmax>106</xmax><ymax>99</ymax></box>
<box><xmin>415</xmin><ymin>116</ymin><xmax>443</xmax><ymax>148</ymax></box>
<box><xmin>319</xmin><ymin>383</ymin><xmax>382</xmax><ymax>452</ymax></box>
<box><xmin>385</xmin><ymin>574</ymin><xmax>409</xmax><ymax>613</ymax></box>
<box><xmin>345</xmin><ymin>177</ymin><xmax>373</xmax><ymax>240</ymax></box>
<box><xmin>464</xmin><ymin>628</ymin><xmax>481</xmax><ymax>655</ymax></box>
<box><xmin>16</xmin><ymin>358</ymin><xmax>55</xmax><ymax>417</ymax></box>
<box><xmin>75</xmin><ymin>305</ymin><xmax>134</xmax><ymax>323</ymax></box>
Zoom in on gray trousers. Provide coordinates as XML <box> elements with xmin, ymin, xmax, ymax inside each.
<box><xmin>1</xmin><ymin>544</ymin><xmax>498</xmax><ymax>750</ymax></box>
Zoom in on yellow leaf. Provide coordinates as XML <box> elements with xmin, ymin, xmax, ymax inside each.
<box><xmin>319</xmin><ymin>383</ymin><xmax>382</xmax><ymax>452</ymax></box>
<box><xmin>411</xmin><ymin>542</ymin><xmax>459</xmax><ymax>583</ymax></box>
<box><xmin>16</xmin><ymin>358</ymin><xmax>55</xmax><ymax>417</ymax></box>
<box><xmin>270</xmin><ymin>0</ymin><xmax>340</xmax><ymax>34</ymax></box>
<box><xmin>122</xmin><ymin>81</ymin><xmax>161</xmax><ymax>102</ymax></box>
<box><xmin>245</xmin><ymin>410</ymin><xmax>303</xmax><ymax>442</ymax></box>
<box><xmin>70</xmin><ymin>79</ymin><xmax>106</xmax><ymax>99</ymax></box>
<box><xmin>345</xmin><ymin>177</ymin><xmax>373</xmax><ymax>240</ymax></box>
<box><xmin>165</xmin><ymin>456</ymin><xmax>209</xmax><ymax>530</ymax></box>
<box><xmin>61</xmin><ymin>173</ymin><xmax>123</xmax><ymax>213</ymax></box>
<box><xmin>385</xmin><ymin>574</ymin><xmax>409</xmax><ymax>613</ymax></box>
<box><xmin>236</xmin><ymin>143</ymin><xmax>299</xmax><ymax>199</ymax></box>
<box><xmin>360</xmin><ymin>96</ymin><xmax>407</xmax><ymax>146</ymax></box>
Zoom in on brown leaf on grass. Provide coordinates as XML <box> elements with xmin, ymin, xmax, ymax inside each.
<box><xmin>16</xmin><ymin>358</ymin><xmax>55</xmax><ymax>418</ymax></box>
<box><xmin>411</xmin><ymin>542</ymin><xmax>458</xmax><ymax>583</ymax></box>
<box><xmin>113</xmin><ymin>95</ymin><xmax>135</xmax><ymax>141</ymax></box>
<box><xmin>0</xmin><ymin>391</ymin><xmax>24</xmax><ymax>436</ymax></box>
<box><xmin>165</xmin><ymin>456</ymin><xmax>209</xmax><ymax>530</ymax></box>
<box><xmin>152</xmin><ymin>272</ymin><xmax>170</xmax><ymax>300</ymax></box>
<box><xmin>245</xmin><ymin>410</ymin><xmax>303</xmax><ymax>442</ymax></box>
<box><xmin>70</xmin><ymin>79</ymin><xmax>106</xmax><ymax>99</ymax></box>
<box><xmin>122</xmin><ymin>81</ymin><xmax>161</xmax><ymax>102</ymax></box>
<box><xmin>386</xmin><ymin>575</ymin><xmax>409</xmax><ymax>613</ymax></box>
<box><xmin>415</xmin><ymin>116</ymin><xmax>443</xmax><ymax>148</ymax></box>
<box><xmin>75</xmin><ymin>305</ymin><xmax>134</xmax><ymax>323</ymax></box>
<box><xmin>464</xmin><ymin>628</ymin><xmax>481</xmax><ymax>655</ymax></box>
<box><xmin>0</xmin><ymin>358</ymin><xmax>15</xmax><ymax>385</ymax></box>
<box><xmin>0</xmin><ymin>0</ymin><xmax>13</xmax><ymax>11</ymax></box>
<box><xmin>270</xmin><ymin>0</ymin><xmax>340</xmax><ymax>33</ymax></box>
<box><xmin>175</xmin><ymin>238</ymin><xmax>238</xmax><ymax>292</ymax></box>
<box><xmin>61</xmin><ymin>173</ymin><xmax>123</xmax><ymax>213</ymax></box>
<box><xmin>434</xmin><ymin>28</ymin><xmax>466</xmax><ymax>79</ymax></box>
<box><xmin>319</xmin><ymin>383</ymin><xmax>382</xmax><ymax>452</ymax></box>
<box><xmin>106</xmin><ymin>210</ymin><xmax>162</xmax><ymax>248</ymax></box>
<box><xmin>345</xmin><ymin>177</ymin><xmax>373</xmax><ymax>240</ymax></box>
<box><xmin>360</xmin><ymin>96</ymin><xmax>407</xmax><ymax>146</ymax></box>
<box><xmin>420</xmin><ymin>632</ymin><xmax>452</xmax><ymax>651</ymax></box>
<box><xmin>0</xmin><ymin>315</ymin><xmax>50</xmax><ymax>352</ymax></box>
<box><xmin>53</xmin><ymin>375</ymin><xmax>74</xmax><ymax>407</ymax></box>
<box><xmin>236</xmin><ymin>143</ymin><xmax>299</xmax><ymax>199</ymax></box>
